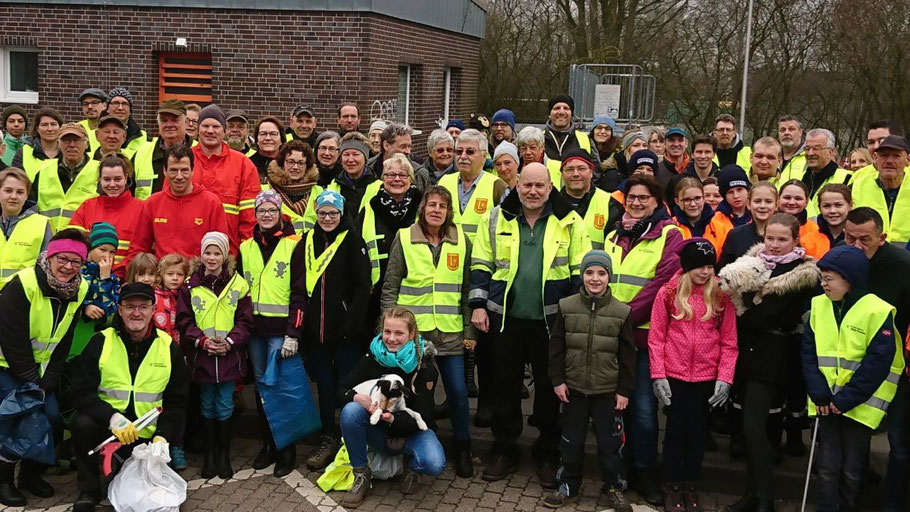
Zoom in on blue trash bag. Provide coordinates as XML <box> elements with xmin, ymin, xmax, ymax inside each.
<box><xmin>257</xmin><ymin>350</ymin><xmax>321</xmax><ymax>450</ymax></box>
<box><xmin>0</xmin><ymin>382</ymin><xmax>54</xmax><ymax>464</ymax></box>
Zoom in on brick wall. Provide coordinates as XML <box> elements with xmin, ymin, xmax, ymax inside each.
<box><xmin>0</xmin><ymin>4</ymin><xmax>481</xmax><ymax>157</ymax></box>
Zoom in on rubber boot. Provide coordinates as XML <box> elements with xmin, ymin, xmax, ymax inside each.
<box><xmin>216</xmin><ymin>419</ymin><xmax>234</xmax><ymax>480</ymax></box>
<box><xmin>464</xmin><ymin>349</ymin><xmax>478</xmax><ymax>398</ymax></box>
<box><xmin>201</xmin><ymin>418</ymin><xmax>218</xmax><ymax>479</ymax></box>
<box><xmin>17</xmin><ymin>458</ymin><xmax>53</xmax><ymax>497</ymax></box>
<box><xmin>453</xmin><ymin>439</ymin><xmax>473</xmax><ymax>478</ymax></box>
<box><xmin>252</xmin><ymin>393</ymin><xmax>276</xmax><ymax>470</ymax></box>
<box><xmin>0</xmin><ymin>461</ymin><xmax>25</xmax><ymax>506</ymax></box>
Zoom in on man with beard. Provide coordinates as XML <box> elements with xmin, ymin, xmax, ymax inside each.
<box><xmin>777</xmin><ymin>114</ymin><xmax>805</xmax><ymax>182</ymax></box>
<box><xmin>712</xmin><ymin>114</ymin><xmax>751</xmax><ymax>171</ymax></box>
<box><xmin>543</xmin><ymin>95</ymin><xmax>599</xmax><ymax>183</ymax></box>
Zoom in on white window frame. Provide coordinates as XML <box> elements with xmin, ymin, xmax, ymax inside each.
<box><xmin>398</xmin><ymin>64</ymin><xmax>411</xmax><ymax>125</ymax></box>
<box><xmin>0</xmin><ymin>47</ymin><xmax>39</xmax><ymax>104</ymax></box>
<box><xmin>443</xmin><ymin>67</ymin><xmax>452</xmax><ymax>123</ymax></box>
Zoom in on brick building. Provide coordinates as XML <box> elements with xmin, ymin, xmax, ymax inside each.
<box><xmin>0</xmin><ymin>0</ymin><xmax>486</xmax><ymax>156</ymax></box>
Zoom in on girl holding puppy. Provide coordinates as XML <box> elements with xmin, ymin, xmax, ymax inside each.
<box><xmin>338</xmin><ymin>307</ymin><xmax>441</xmax><ymax>508</ymax></box>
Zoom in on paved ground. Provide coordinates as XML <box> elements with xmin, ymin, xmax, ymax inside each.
<box><xmin>0</xmin><ymin>383</ymin><xmax>895</xmax><ymax>511</ymax></box>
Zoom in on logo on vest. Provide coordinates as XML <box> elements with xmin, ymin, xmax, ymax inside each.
<box><xmin>594</xmin><ymin>213</ymin><xmax>605</xmax><ymax>230</ymax></box>
<box><xmin>847</xmin><ymin>325</ymin><xmax>866</xmax><ymax>336</ymax></box>
<box><xmin>194</xmin><ymin>218</ymin><xmax>204</xmax><ymax>226</ymax></box>
<box><xmin>446</xmin><ymin>253</ymin><xmax>459</xmax><ymax>271</ymax></box>
<box><xmin>474</xmin><ymin>198</ymin><xmax>488</xmax><ymax>214</ymax></box>
<box><xmin>228</xmin><ymin>290</ymin><xmax>240</xmax><ymax>307</ymax></box>
<box><xmin>154</xmin><ymin>218</ymin><xmax>168</xmax><ymax>223</ymax></box>
<box><xmin>275</xmin><ymin>261</ymin><xmax>288</xmax><ymax>278</ymax></box>
<box><xmin>191</xmin><ymin>295</ymin><xmax>205</xmax><ymax>313</ymax></box>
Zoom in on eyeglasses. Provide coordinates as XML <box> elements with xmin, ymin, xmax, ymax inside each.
<box><xmin>256</xmin><ymin>208</ymin><xmax>280</xmax><ymax>217</ymax></box>
<box><xmin>456</xmin><ymin>148</ymin><xmax>477</xmax><ymax>156</ymax></box>
<box><xmin>318</xmin><ymin>146</ymin><xmax>339</xmax><ymax>153</ymax></box>
<box><xmin>383</xmin><ymin>172</ymin><xmax>410</xmax><ymax>181</ymax></box>
<box><xmin>285</xmin><ymin>160</ymin><xmax>307</xmax><ymax>168</ymax></box>
<box><xmin>109</xmin><ymin>100</ymin><xmax>130</xmax><ymax>108</ymax></box>
<box><xmin>492</xmin><ymin>122</ymin><xmax>510</xmax><ymax>129</ymax></box>
<box><xmin>562</xmin><ymin>166</ymin><xmax>589</xmax><ymax>174</ymax></box>
<box><xmin>805</xmin><ymin>145</ymin><xmax>831</xmax><ymax>152</ymax></box>
<box><xmin>681</xmin><ymin>196</ymin><xmax>704</xmax><ymax>204</ymax></box>
<box><xmin>258</xmin><ymin>131</ymin><xmax>280</xmax><ymax>139</ymax></box>
<box><xmin>121</xmin><ymin>304</ymin><xmax>154</xmax><ymax>313</ymax></box>
<box><xmin>626</xmin><ymin>194</ymin><xmax>653</xmax><ymax>204</ymax></box>
<box><xmin>81</xmin><ymin>100</ymin><xmax>103</xmax><ymax>107</ymax></box>
<box><xmin>316</xmin><ymin>211</ymin><xmax>341</xmax><ymax>219</ymax></box>
<box><xmin>54</xmin><ymin>255</ymin><xmax>84</xmax><ymax>268</ymax></box>
<box><xmin>820</xmin><ymin>275</ymin><xmax>841</xmax><ymax>284</ymax></box>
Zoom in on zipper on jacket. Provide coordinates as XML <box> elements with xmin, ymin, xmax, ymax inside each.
<box><xmin>586</xmin><ymin>298</ymin><xmax>595</xmax><ymax>390</ymax></box>
<box><xmin>215</xmin><ymin>351</ymin><xmax>220</xmax><ymax>383</ymax></box>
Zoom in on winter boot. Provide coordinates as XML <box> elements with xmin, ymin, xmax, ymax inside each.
<box><xmin>340</xmin><ymin>466</ymin><xmax>372</xmax><ymax>507</ymax></box>
<box><xmin>305</xmin><ymin>434</ymin><xmax>339</xmax><ymax>470</ymax></box>
<box><xmin>252</xmin><ymin>392</ymin><xmax>276</xmax><ymax>470</ymax></box>
<box><xmin>201</xmin><ymin>418</ymin><xmax>218</xmax><ymax>479</ymax></box>
<box><xmin>0</xmin><ymin>461</ymin><xmax>25</xmax><ymax>506</ymax></box>
<box><xmin>453</xmin><ymin>439</ymin><xmax>473</xmax><ymax>478</ymax></box>
<box><xmin>17</xmin><ymin>458</ymin><xmax>53</xmax><ymax>497</ymax></box>
<box><xmin>274</xmin><ymin>444</ymin><xmax>297</xmax><ymax>478</ymax></box>
<box><xmin>215</xmin><ymin>419</ymin><xmax>234</xmax><ymax>480</ymax></box>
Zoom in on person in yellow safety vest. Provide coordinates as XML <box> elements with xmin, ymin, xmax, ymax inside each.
<box><xmin>777</xmin><ymin>114</ymin><xmax>806</xmax><ymax>183</ymax></box>
<box><xmin>558</xmin><ymin>147</ymin><xmax>612</xmax><ymax>249</ymax></box>
<box><xmin>31</xmin><ymin>123</ymin><xmax>100</xmax><ymax>232</ymax></box>
<box><xmin>852</xmin><ymin>135</ymin><xmax>910</xmax><ymax>246</ymax></box>
<box><xmin>798</xmin><ymin>128</ymin><xmax>852</xmax><ymax>218</ymax></box>
<box><xmin>265</xmin><ymin>140</ymin><xmax>320</xmax><ymax>234</ymax></box>
<box><xmin>237</xmin><ymin>189</ymin><xmax>305</xmax><ymax>477</ymax></box>
<box><xmin>802</xmin><ymin>245</ymin><xmax>904</xmax><ymax>512</ymax></box>
<box><xmin>357</xmin><ymin>153</ymin><xmax>421</xmax><ymax>293</ymax></box>
<box><xmin>0</xmin><ymin>229</ymin><xmax>89</xmax><ymax>507</ymax></box>
<box><xmin>0</xmin><ymin>167</ymin><xmax>53</xmax><ymax>287</ymax></box>
<box><xmin>850</xmin><ymin>119</ymin><xmax>906</xmax><ymax>184</ymax></box>
<box><xmin>748</xmin><ymin>136</ymin><xmax>783</xmax><ymax>186</ymax></box>
<box><xmin>544</xmin><ymin>94</ymin><xmax>597</xmax><ymax>188</ymax></box>
<box><xmin>381</xmin><ymin>185</ymin><xmax>479</xmax><ymax>479</ymax></box>
<box><xmin>66</xmin><ymin>282</ymin><xmax>189</xmax><ymax>512</ymax></box>
<box><xmin>77</xmin><ymin>88</ymin><xmax>108</xmax><ymax>154</ymax></box>
<box><xmin>226</xmin><ymin>109</ymin><xmax>255</xmax><ymax>156</ymax></box>
<box><xmin>492</xmin><ymin>141</ymin><xmax>519</xmax><ymax>193</ymax></box>
<box><xmin>11</xmin><ymin>107</ymin><xmax>63</xmax><ymax>181</ymax></box>
<box><xmin>602</xmin><ymin>173</ymin><xmax>684</xmax><ymax>504</ymax></box>
<box><xmin>469</xmin><ymin>162</ymin><xmax>591</xmax><ymax>485</ymax></box>
<box><xmin>289</xmin><ymin>190</ymin><xmax>372</xmax><ymax>473</ymax></box>
<box><xmin>285</xmin><ymin>105</ymin><xmax>320</xmax><ymax>149</ymax></box>
<box><xmin>177</xmin><ymin>231</ymin><xmax>253</xmax><ymax>481</ymax></box>
<box><xmin>712</xmin><ymin>113</ymin><xmax>752</xmax><ymax>172</ymax></box>
<box><xmin>366</xmin><ymin>123</ymin><xmax>430</xmax><ymax>193</ymax></box>
<box><xmin>105</xmin><ymin>88</ymin><xmax>149</xmax><ymax>154</ymax></box>
<box><xmin>91</xmin><ymin>115</ymin><xmax>136</xmax><ymax>163</ymax></box>
<box><xmin>131</xmin><ymin>99</ymin><xmax>193</xmax><ymax>198</ymax></box>
<box><xmin>314</xmin><ymin>136</ymin><xmax>381</xmax><ymax>217</ymax></box>
<box><xmin>439</xmin><ymin>129</ymin><xmax>508</xmax><ymax>244</ymax></box>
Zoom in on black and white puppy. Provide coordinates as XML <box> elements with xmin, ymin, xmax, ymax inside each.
<box><xmin>354</xmin><ymin>374</ymin><xmax>428</xmax><ymax>430</ymax></box>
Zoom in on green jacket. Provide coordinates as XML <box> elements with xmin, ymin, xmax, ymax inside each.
<box><xmin>548</xmin><ymin>288</ymin><xmax>636</xmax><ymax>396</ymax></box>
<box><xmin>2</xmin><ymin>133</ymin><xmax>25</xmax><ymax>166</ymax></box>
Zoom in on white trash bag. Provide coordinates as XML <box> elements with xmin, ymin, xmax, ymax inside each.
<box><xmin>367</xmin><ymin>449</ymin><xmax>403</xmax><ymax>480</ymax></box>
<box><xmin>108</xmin><ymin>441</ymin><xmax>187</xmax><ymax>512</ymax></box>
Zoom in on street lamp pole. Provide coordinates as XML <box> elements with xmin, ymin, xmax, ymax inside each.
<box><xmin>739</xmin><ymin>0</ymin><xmax>754</xmax><ymax>135</ymax></box>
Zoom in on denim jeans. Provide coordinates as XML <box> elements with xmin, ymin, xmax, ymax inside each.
<box><xmin>885</xmin><ymin>377</ymin><xmax>910</xmax><ymax>511</ymax></box>
<box><xmin>815</xmin><ymin>415</ymin><xmax>872</xmax><ymax>512</ymax></box>
<box><xmin>0</xmin><ymin>371</ymin><xmax>59</xmax><ymax>461</ymax></box>
<box><xmin>339</xmin><ymin>402</ymin><xmax>446</xmax><ymax>476</ymax></box>
<box><xmin>627</xmin><ymin>349</ymin><xmax>658</xmax><ymax>470</ymax></box>
<box><xmin>199</xmin><ymin>381</ymin><xmax>235</xmax><ymax>421</ymax></box>
<box><xmin>436</xmin><ymin>354</ymin><xmax>470</xmax><ymax>441</ymax></box>
<box><xmin>248</xmin><ymin>335</ymin><xmax>285</xmax><ymax>382</ymax></box>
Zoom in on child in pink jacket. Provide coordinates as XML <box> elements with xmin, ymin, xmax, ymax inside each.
<box><xmin>648</xmin><ymin>238</ymin><xmax>738</xmax><ymax>512</ymax></box>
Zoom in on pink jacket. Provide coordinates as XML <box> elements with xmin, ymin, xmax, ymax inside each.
<box><xmin>648</xmin><ymin>272</ymin><xmax>738</xmax><ymax>384</ymax></box>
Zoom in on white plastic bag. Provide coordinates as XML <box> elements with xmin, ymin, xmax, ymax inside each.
<box><xmin>367</xmin><ymin>449</ymin><xmax>403</xmax><ymax>480</ymax></box>
<box><xmin>108</xmin><ymin>442</ymin><xmax>187</xmax><ymax>512</ymax></box>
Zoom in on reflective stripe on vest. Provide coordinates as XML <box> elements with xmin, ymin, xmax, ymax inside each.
<box><xmin>189</xmin><ymin>273</ymin><xmax>250</xmax><ymax>339</ymax></box>
<box><xmin>326</xmin><ymin>180</ymin><xmax>381</xmax><ymax>214</ymax></box>
<box><xmin>239</xmin><ymin>236</ymin><xmax>299</xmax><ymax>317</ymax></box>
<box><xmin>22</xmin><ymin>145</ymin><xmax>56</xmax><ymax>181</ymax></box>
<box><xmin>604</xmin><ymin>224</ymin><xmax>678</xmax><ymax>329</ymax></box>
<box><xmin>298</xmin><ymin>184</ymin><xmax>324</xmax><ymax>233</ymax></box>
<box><xmin>582</xmin><ymin>188</ymin><xmax>611</xmax><ymax>250</ymax></box>
<box><xmin>397</xmin><ymin>225</ymin><xmax>465</xmax><ymax>333</ymax></box>
<box><xmin>0</xmin><ymin>267</ymin><xmax>88</xmax><ymax>376</ymax></box>
<box><xmin>36</xmin><ymin>159</ymin><xmax>101</xmax><ymax>231</ymax></box>
<box><xmin>439</xmin><ymin>170</ymin><xmax>496</xmax><ymax>243</ymax></box>
<box><xmin>852</xmin><ymin>175</ymin><xmax>910</xmax><ymax>244</ymax></box>
<box><xmin>543</xmin><ymin>131</ymin><xmax>591</xmax><ymax>189</ymax></box>
<box><xmin>97</xmin><ymin>327</ymin><xmax>172</xmax><ymax>438</ymax></box>
<box><xmin>0</xmin><ymin>214</ymin><xmax>50</xmax><ymax>287</ymax></box>
<box><xmin>304</xmin><ymin>229</ymin><xmax>348</xmax><ymax>297</ymax></box>
<box><xmin>131</xmin><ymin>137</ymin><xmax>160</xmax><ymax>199</ymax></box>
<box><xmin>808</xmin><ymin>293</ymin><xmax>905</xmax><ymax>429</ymax></box>
<box><xmin>360</xmin><ymin>201</ymin><xmax>384</xmax><ymax>286</ymax></box>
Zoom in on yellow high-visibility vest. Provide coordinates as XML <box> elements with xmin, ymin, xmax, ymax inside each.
<box><xmin>36</xmin><ymin>159</ymin><xmax>100</xmax><ymax>231</ymax></box>
<box><xmin>397</xmin><ymin>225</ymin><xmax>465</xmax><ymax>333</ymax></box>
<box><xmin>439</xmin><ymin>171</ymin><xmax>496</xmax><ymax>243</ymax></box>
<box><xmin>189</xmin><ymin>273</ymin><xmax>250</xmax><ymax>340</ymax></box>
<box><xmin>239</xmin><ymin>236</ymin><xmax>299</xmax><ymax>317</ymax></box>
<box><xmin>0</xmin><ymin>213</ymin><xmax>50</xmax><ymax>287</ymax></box>
<box><xmin>304</xmin><ymin>229</ymin><xmax>348</xmax><ymax>297</ymax></box>
<box><xmin>851</xmin><ymin>174</ymin><xmax>910</xmax><ymax>245</ymax></box>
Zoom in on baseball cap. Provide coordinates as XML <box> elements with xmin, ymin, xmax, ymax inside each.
<box><xmin>96</xmin><ymin>114</ymin><xmax>126</xmax><ymax>130</ymax></box>
<box><xmin>875</xmin><ymin>135</ymin><xmax>910</xmax><ymax>153</ymax></box>
<box><xmin>57</xmin><ymin>122</ymin><xmax>87</xmax><ymax>139</ymax></box>
<box><xmin>666</xmin><ymin>127</ymin><xmax>687</xmax><ymax>139</ymax></box>
<box><xmin>158</xmin><ymin>98</ymin><xmax>187</xmax><ymax>116</ymax></box>
<box><xmin>225</xmin><ymin>109</ymin><xmax>249</xmax><ymax>123</ymax></box>
<box><xmin>118</xmin><ymin>282</ymin><xmax>156</xmax><ymax>304</ymax></box>
<box><xmin>292</xmin><ymin>105</ymin><xmax>315</xmax><ymax>117</ymax></box>
<box><xmin>79</xmin><ymin>88</ymin><xmax>108</xmax><ymax>103</ymax></box>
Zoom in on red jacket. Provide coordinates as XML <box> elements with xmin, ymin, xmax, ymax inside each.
<box><xmin>125</xmin><ymin>185</ymin><xmax>229</xmax><ymax>264</ymax></box>
<box><xmin>191</xmin><ymin>142</ymin><xmax>260</xmax><ymax>251</ymax></box>
<box><xmin>648</xmin><ymin>272</ymin><xmax>738</xmax><ymax>384</ymax></box>
<box><xmin>153</xmin><ymin>286</ymin><xmax>181</xmax><ymax>344</ymax></box>
<box><xmin>70</xmin><ymin>191</ymin><xmax>145</xmax><ymax>277</ymax></box>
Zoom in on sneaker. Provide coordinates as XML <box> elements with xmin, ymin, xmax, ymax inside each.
<box><xmin>169</xmin><ymin>446</ymin><xmax>188</xmax><ymax>471</ymax></box>
<box><xmin>306</xmin><ymin>435</ymin><xmax>339</xmax><ymax>470</ymax></box>
<box><xmin>542</xmin><ymin>490</ymin><xmax>576</xmax><ymax>508</ymax></box>
<box><xmin>664</xmin><ymin>484</ymin><xmax>685</xmax><ymax>512</ymax></box>
<box><xmin>683</xmin><ymin>483</ymin><xmax>702</xmax><ymax>512</ymax></box>
<box><xmin>400</xmin><ymin>469</ymin><xmax>421</xmax><ymax>495</ymax></box>
<box><xmin>606</xmin><ymin>486</ymin><xmax>633</xmax><ymax>512</ymax></box>
<box><xmin>482</xmin><ymin>454</ymin><xmax>518</xmax><ymax>481</ymax></box>
<box><xmin>340</xmin><ymin>467</ymin><xmax>372</xmax><ymax>508</ymax></box>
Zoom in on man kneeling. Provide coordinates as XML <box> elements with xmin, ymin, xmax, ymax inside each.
<box><xmin>68</xmin><ymin>283</ymin><xmax>189</xmax><ymax>511</ymax></box>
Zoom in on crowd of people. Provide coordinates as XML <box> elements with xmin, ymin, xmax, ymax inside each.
<box><xmin>0</xmin><ymin>88</ymin><xmax>908</xmax><ymax>512</ymax></box>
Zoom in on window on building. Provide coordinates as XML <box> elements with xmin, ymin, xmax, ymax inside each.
<box><xmin>0</xmin><ymin>48</ymin><xmax>39</xmax><ymax>103</ymax></box>
<box><xmin>397</xmin><ymin>65</ymin><xmax>410</xmax><ymax>125</ymax></box>
<box><xmin>158</xmin><ymin>52</ymin><xmax>213</xmax><ymax>104</ymax></box>
<box><xmin>443</xmin><ymin>68</ymin><xmax>452</xmax><ymax>123</ymax></box>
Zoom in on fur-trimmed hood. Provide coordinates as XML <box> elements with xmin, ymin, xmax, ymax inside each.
<box><xmin>718</xmin><ymin>242</ymin><xmax>820</xmax><ymax>314</ymax></box>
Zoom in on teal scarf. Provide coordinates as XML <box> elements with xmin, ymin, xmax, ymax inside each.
<box><xmin>369</xmin><ymin>334</ymin><xmax>424</xmax><ymax>373</ymax></box>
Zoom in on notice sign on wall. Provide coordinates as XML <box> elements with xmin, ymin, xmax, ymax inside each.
<box><xmin>593</xmin><ymin>84</ymin><xmax>621</xmax><ymax>118</ymax></box>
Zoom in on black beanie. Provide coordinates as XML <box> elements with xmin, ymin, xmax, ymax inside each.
<box><xmin>548</xmin><ymin>94</ymin><xmax>575</xmax><ymax>113</ymax></box>
<box><xmin>678</xmin><ymin>238</ymin><xmax>717</xmax><ymax>272</ymax></box>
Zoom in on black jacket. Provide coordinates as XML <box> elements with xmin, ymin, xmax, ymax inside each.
<box><xmin>333</xmin><ymin>170</ymin><xmax>380</xmax><ymax>216</ymax></box>
<box><xmin>67</xmin><ymin>320</ymin><xmax>189</xmax><ymax>440</ymax></box>
<box><xmin>339</xmin><ymin>345</ymin><xmax>438</xmax><ymax>437</ymax></box>
<box><xmin>716</xmin><ymin>137</ymin><xmax>746</xmax><ymax>168</ymax></box>
<box><xmin>801</xmin><ymin>160</ymin><xmax>848</xmax><ymax>200</ymax></box>
<box><xmin>717</xmin><ymin>223</ymin><xmax>763</xmax><ymax>271</ymax></box>
<box><xmin>868</xmin><ymin>243</ymin><xmax>910</xmax><ymax>342</ymax></box>
<box><xmin>290</xmin><ymin>214</ymin><xmax>372</xmax><ymax>348</ymax></box>
<box><xmin>357</xmin><ymin>187</ymin><xmax>421</xmax><ymax>288</ymax></box>
<box><xmin>0</xmin><ymin>264</ymin><xmax>83</xmax><ymax>392</ymax></box>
